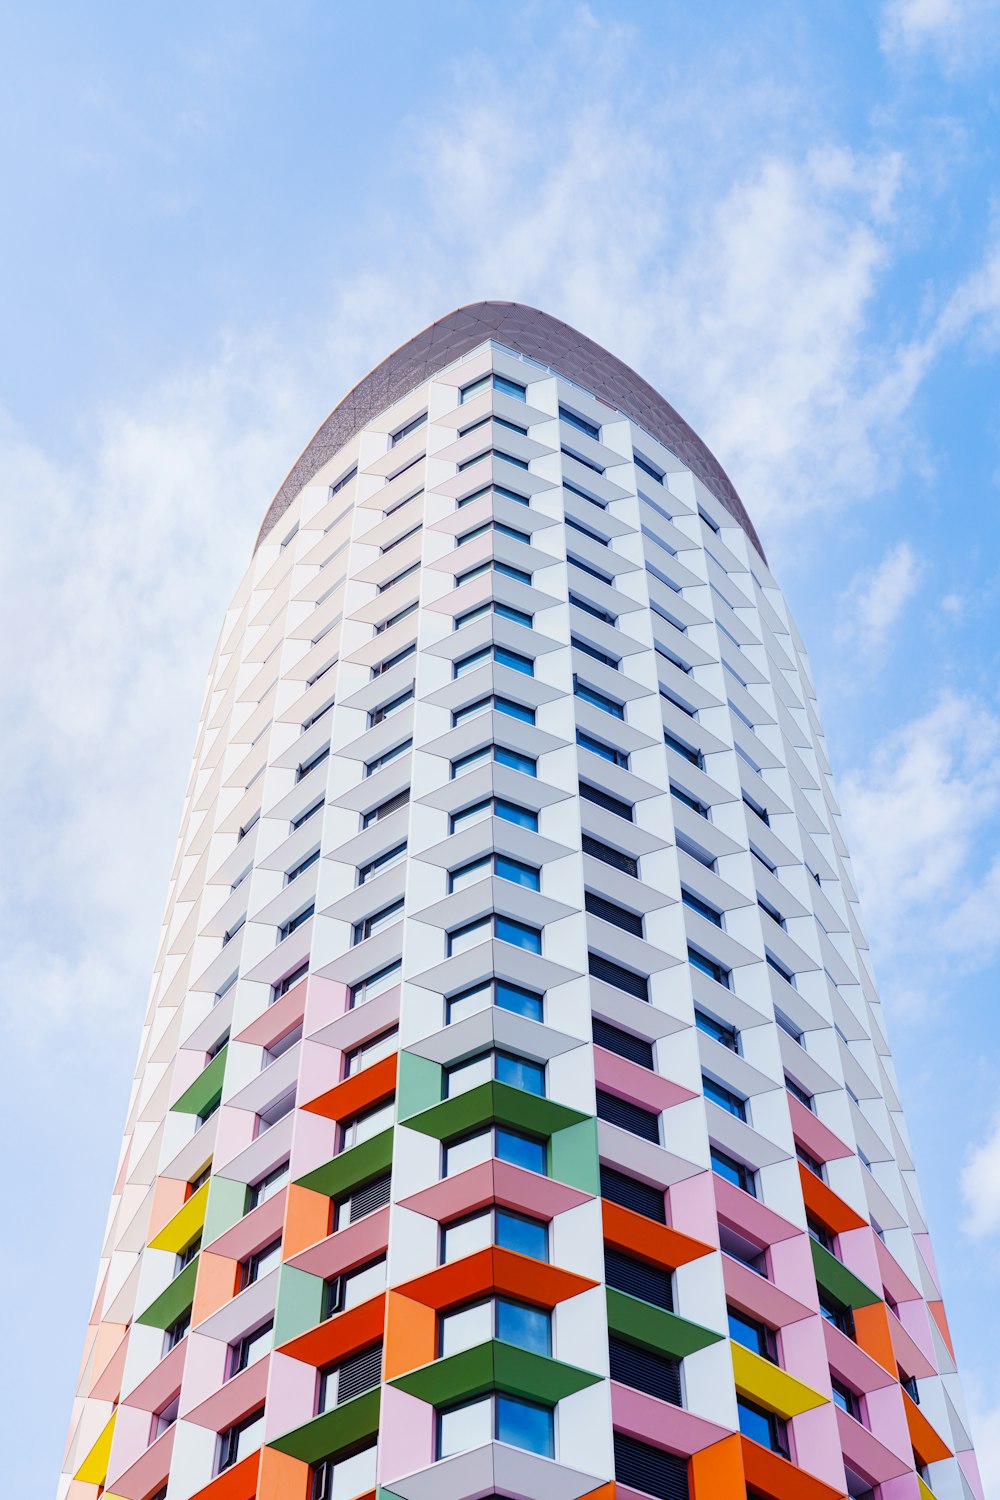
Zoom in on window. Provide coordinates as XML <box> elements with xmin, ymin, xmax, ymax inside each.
<box><xmin>218</xmin><ymin>1408</ymin><xmax>265</xmax><ymax>1473</ymax></box>
<box><xmin>600</xmin><ymin>1164</ymin><xmax>665</xmax><ymax>1223</ymax></box>
<box><xmin>577</xmin><ymin>730</ymin><xmax>628</xmax><ymax>768</ymax></box>
<box><xmin>229</xmin><ymin>1320</ymin><xmax>274</xmax><ymax>1376</ymax></box>
<box><xmin>310</xmin><ymin>1443</ymin><xmax>377</xmax><ymax>1500</ymax></box>
<box><xmin>240</xmin><ymin>1237</ymin><xmax>282</xmax><ymax>1290</ymax></box>
<box><xmin>574</xmin><ymin>679</ymin><xmax>624</xmax><ymax>719</ymax></box>
<box><xmin>189</xmin><ymin>1163</ymin><xmax>212</xmax><ymax>1195</ymax></box>
<box><xmin>592</xmin><ymin>1017</ymin><xmax>654</xmax><ymax>1068</ymax></box>
<box><xmin>596</xmin><ymin>1089</ymin><xmax>659</xmax><ymax>1142</ymax></box>
<box><xmin>634</xmin><ymin>451</ymin><xmax>665</xmax><ymax>483</ymax></box>
<box><xmin>605</xmin><ymin>1247</ymin><xmax>672</xmax><ymax>1310</ymax></box>
<box><xmin>318</xmin><ymin>1344</ymin><xmax>383</xmax><ymax>1410</ymax></box>
<box><xmin>742</xmin><ymin>791</ymin><xmax>769</xmax><ymax>826</ymax></box>
<box><xmin>353</xmin><ymin>899</ymin><xmax>404</xmax><ymax>944</ymax></box>
<box><xmin>442</xmin><ymin>1205</ymin><xmax>548</xmax><ymax>1264</ymax></box>
<box><xmin>450</xmin><ymin>853</ymin><xmax>539</xmax><ymax>894</ymax></box>
<box><xmin>830</xmin><ymin>1377</ymin><xmax>861</xmax><ymax>1420</ymax></box>
<box><xmin>446</xmin><ymin>978</ymin><xmax>543</xmax><ymax>1025</ymax></box>
<box><xmin>585</xmin><ymin>892</ymin><xmax>643</xmax><ymax>936</ymax></box>
<box><xmin>455</xmin><ymin>599</ymin><xmax>533</xmax><ymax>630</ymax></box>
<box><xmin>324</xmin><ymin>1257</ymin><xmax>387</xmax><ymax>1316</ymax></box>
<box><xmin>718</xmin><ymin>1222</ymin><xmax>768</xmax><ymax>1276</ymax></box>
<box><xmin>703</xmin><ymin>1075</ymin><xmax>747</xmax><ymax>1121</ymax></box>
<box><xmin>334</xmin><ymin>1171</ymin><xmax>393</xmax><ymax>1231</ymax></box>
<box><xmin>452</xmin><ymin>694</ymin><xmax>536</xmax><ymax>727</ymax></box>
<box><xmin>562</xmin><ymin>444</ymin><xmax>604</xmax><ymax>475</ymax></box>
<box><xmin>374</xmin><ymin>600</ymin><xmax>418</xmax><ymax>635</ymax></box>
<box><xmin>588</xmin><ymin>951</ymin><xmax>649</xmax><ymax>1001</ymax></box>
<box><xmin>357</xmin><ymin>842</ymin><xmax>407</xmax><ymax>884</ymax></box>
<box><xmin>614</xmin><ymin>1433</ymin><xmax>687</xmax><ymax>1499</ymax></box>
<box><xmin>278</xmin><ymin>904</ymin><xmax>314</xmax><ymax>942</ymax></box>
<box><xmin>695</xmin><ymin>1009</ymin><xmax>739</xmax><ymax>1052</ymax></box>
<box><xmin>681</xmin><ymin>888</ymin><xmax>723</xmax><ymax>927</ymax></box>
<box><xmin>438</xmin><ymin>1394</ymin><xmax>552</xmax><ymax>1459</ymax></box>
<box><xmin>737</xmin><ymin>1398</ymin><xmax>788</xmax><ymax>1457</ymax></box>
<box><xmin>447</xmin><ymin>914</ymin><xmax>541</xmax><ymax>956</ymax></box>
<box><xmin>796</xmin><ymin>1144</ymin><xmax>825</xmax><ymax>1179</ymax></box>
<box><xmin>710</xmin><ymin>1147</ymin><xmax>756</xmax><ymax>1197</ymax></box>
<box><xmin>460</xmin><ymin>372</ymin><xmax>527</xmax><ymax>403</ymax></box>
<box><xmin>330</xmin><ymin>466</ymin><xmax>357</xmax><ymax>496</ymax></box>
<box><xmin>664</xmin><ymin>731</ymin><xmax>702</xmax><ymax>767</ymax></box>
<box><xmin>286</xmin><ymin>847</ymin><xmax>320</xmax><ymax>884</ymax></box>
<box><xmin>767</xmin><ymin>952</ymin><xmax>795</xmax><ymax>985</ymax></box>
<box><xmin>807</xmin><ymin>1216</ymin><xmax>834</xmax><ymax>1253</ymax></box>
<box><xmin>346</xmin><ymin>1028</ymin><xmax>398</xmax><ymax>1076</ymax></box>
<box><xmin>340</xmin><ymin>1100</ymin><xmax>394</xmax><ymax>1151</ymax></box>
<box><xmin>560</xmin><ymin>404</ymin><xmax>600</xmax><ymax>439</ymax></box>
<box><xmin>377</xmin><ymin>560</ymin><xmax>419</xmax><ymax>594</ymax></box>
<box><xmin>291</xmin><ymin>800</ymin><xmax>322</xmax><ymax>832</ymax></box>
<box><xmin>608</xmin><ymin>1337</ymin><xmax>682</xmax><ymax>1406</ymax></box>
<box><xmin>569</xmin><ymin>591</ymin><xmax>616</xmax><ymax>624</ymax></box>
<box><xmin>450</xmin><ymin>797</ymin><xmax>538</xmax><ymax>834</ymax></box>
<box><xmin>671</xmin><ymin>784</ymin><xmax>709</xmax><ymax>818</ymax></box>
<box><xmin>439</xmin><ymin>1295</ymin><xmax>551</xmax><ymax>1357</ymax></box>
<box><xmin>371</xmin><ymin>641</ymin><xmax>416</xmax><ymax>678</ymax></box>
<box><xmin>296</xmin><ymin>744</ymin><xmax>330</xmax><ymax>783</ymax></box>
<box><xmin>580</xmin><ymin>782</ymin><xmax>633</xmax><ymax>822</ymax></box>
<box><xmin>582</xmin><ymin>834</ymin><xmax>638</xmax><ymax>878</ymax></box>
<box><xmin>445</xmin><ymin>1049</ymin><xmax>545</xmax><ymax>1099</ymax></box>
<box><xmin>444</xmin><ymin>1126</ymin><xmax>546</xmax><ymax>1178</ymax></box>
<box><xmin>164</xmin><ymin>1309</ymin><xmax>190</xmax><ymax>1351</ymax></box>
<box><xmin>248</xmin><ymin>1161</ymin><xmax>289</xmax><ymax>1211</ymax></box>
<box><xmin>350</xmin><ymin>960</ymin><xmax>401</xmax><ymax>1007</ymax></box>
<box><xmin>362</xmin><ymin>788</ymin><xmax>409</xmax><ymax>829</ymax></box>
<box><xmin>688</xmin><ymin>947</ymin><xmax>730</xmax><ymax>988</ymax></box>
<box><xmin>391</xmin><ymin>411</ymin><xmax>426</xmax><ymax>445</ymax></box>
<box><xmin>728</xmin><ymin>1307</ymin><xmax>777</xmax><ymax>1362</ymax></box>
<box><xmin>369</xmin><ymin>687</ymin><xmax>413</xmax><ymax>727</ymax></box>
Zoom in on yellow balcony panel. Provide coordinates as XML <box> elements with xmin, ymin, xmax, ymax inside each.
<box><xmin>148</xmin><ymin>1181</ymin><xmax>209</xmax><ymax>1254</ymax></box>
<box><xmin>730</xmin><ymin>1340</ymin><xmax>827</xmax><ymax>1421</ymax></box>
<box><xmin>74</xmin><ymin>1410</ymin><xmax>116</xmax><ymax>1485</ymax></box>
<box><xmin>917</xmin><ymin>1479</ymin><xmax>937</xmax><ymax>1500</ymax></box>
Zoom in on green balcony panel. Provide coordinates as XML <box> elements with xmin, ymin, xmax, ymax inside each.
<box><xmin>268</xmin><ymin>1387</ymin><xmax>380</xmax><ymax>1464</ymax></box>
<box><xmin>388</xmin><ymin>1339</ymin><xmax>600</xmax><ymax>1408</ymax></box>
<box><xmin>274</xmin><ymin>1264</ymin><xmax>326</xmax><ymax>1347</ymax></box>
<box><xmin>170</xmin><ymin>1046</ymin><xmax>228</xmax><ymax>1117</ymax></box>
<box><xmin>202</xmin><ymin>1175</ymin><xmax>249</xmax><ymax>1246</ymax></box>
<box><xmin>396</xmin><ymin>1051</ymin><xmax>442</xmax><ymax>1121</ymax></box>
<box><xmin>548</xmin><ymin>1116</ymin><xmax>600</xmax><ymax>1195</ymax></box>
<box><xmin>606</xmin><ymin>1287</ymin><xmax>722</xmax><ymax>1360</ymax></box>
<box><xmin>136</xmin><ymin>1257</ymin><xmax>199</xmax><ymax>1331</ymax></box>
<box><xmin>403</xmin><ymin>1081</ymin><xmax>587</xmax><ymax>1144</ymax></box>
<box><xmin>295</xmin><ymin>1128</ymin><xmax>394</xmax><ymax>1200</ymax></box>
<box><xmin>810</xmin><ymin>1240</ymin><xmax>880</xmax><ymax>1310</ymax></box>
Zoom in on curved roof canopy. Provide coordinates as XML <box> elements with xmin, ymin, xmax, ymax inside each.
<box><xmin>255</xmin><ymin>300</ymin><xmax>763</xmax><ymax>560</ymax></box>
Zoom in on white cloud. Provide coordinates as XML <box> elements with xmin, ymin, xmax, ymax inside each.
<box><xmin>881</xmin><ymin>0</ymin><xmax>1000</xmax><ymax>69</ymax></box>
<box><xmin>840</xmin><ymin>694</ymin><xmax>1000</xmax><ymax>942</ymax></box>
<box><xmin>962</xmin><ymin>1107</ymin><xmax>1000</xmax><ymax>1239</ymax></box>
<box><xmin>835</xmin><ymin>540</ymin><xmax>924</xmax><ymax>658</ymax></box>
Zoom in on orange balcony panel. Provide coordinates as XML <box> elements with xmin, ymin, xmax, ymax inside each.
<box><xmin>928</xmin><ymin>1299</ymin><xmax>956</xmax><ymax>1362</ymax></box>
<box><xmin>192</xmin><ymin>1252</ymin><xmax>239</xmax><ymax>1328</ymax></box>
<box><xmin>303</xmin><ymin>1053</ymin><xmax>397</xmax><ymax>1122</ymax></box>
<box><xmin>853</xmin><ymin>1302</ymin><xmax>897</xmax><ymax>1378</ymax></box>
<box><xmin>798</xmin><ymin>1166</ymin><xmax>867</xmax><ymax>1236</ymax></box>
<box><xmin>278</xmin><ymin>1291</ymin><xmax>386</xmax><ymax>1368</ymax></box>
<box><xmin>740</xmin><ymin>1436</ymin><xmax>845</xmax><ymax>1500</ymax></box>
<box><xmin>148</xmin><ymin>1176</ymin><xmax>190</xmax><ymax>1243</ymax></box>
<box><xmin>904</xmin><ymin>1388</ymin><xmax>952</xmax><ymax>1466</ymax></box>
<box><xmin>189</xmin><ymin>1450</ymin><xmax>260</xmax><ymax>1500</ymax></box>
<box><xmin>396</xmin><ymin>1246</ymin><xmax>598</xmax><ymax>1314</ymax></box>
<box><xmin>602</xmin><ymin>1199</ymin><xmax>714</xmax><ymax>1270</ymax></box>
<box><xmin>283</xmin><ymin>1185</ymin><xmax>333</xmax><ymax>1259</ymax></box>
<box><xmin>258</xmin><ymin>1446</ymin><xmax>311</xmax><ymax>1500</ymax></box>
<box><xmin>579</xmin><ymin>1486</ymin><xmax>617</xmax><ymax>1499</ymax></box>
<box><xmin>690</xmin><ymin>1434</ymin><xmax>744</xmax><ymax>1499</ymax></box>
<box><xmin>384</xmin><ymin>1290</ymin><xmax>437</xmax><ymax>1379</ymax></box>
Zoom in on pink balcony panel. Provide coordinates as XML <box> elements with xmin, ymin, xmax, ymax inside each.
<box><xmin>286</xmin><ymin>1205</ymin><xmax>390</xmax><ymax>1280</ymax></box>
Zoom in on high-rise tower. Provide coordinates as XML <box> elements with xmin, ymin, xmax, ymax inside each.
<box><xmin>60</xmin><ymin>303</ymin><xmax>983</xmax><ymax>1500</ymax></box>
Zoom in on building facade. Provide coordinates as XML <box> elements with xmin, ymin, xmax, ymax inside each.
<box><xmin>60</xmin><ymin>303</ymin><xmax>983</xmax><ymax>1500</ymax></box>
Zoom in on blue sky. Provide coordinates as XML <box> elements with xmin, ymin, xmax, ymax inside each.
<box><xmin>3</xmin><ymin>1</ymin><xmax>1000</xmax><ymax>1492</ymax></box>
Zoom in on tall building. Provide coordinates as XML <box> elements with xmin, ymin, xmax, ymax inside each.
<box><xmin>60</xmin><ymin>303</ymin><xmax>983</xmax><ymax>1500</ymax></box>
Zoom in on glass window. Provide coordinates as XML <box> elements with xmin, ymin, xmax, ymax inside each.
<box><xmin>495</xmin><ymin>915</ymin><xmax>541</xmax><ymax>952</ymax></box>
<box><xmin>497</xmin><ymin>1127</ymin><xmax>545</xmax><ymax>1174</ymax></box>
<box><xmin>496</xmin><ymin>1052</ymin><xmax>544</xmax><ymax>1095</ymax></box>
<box><xmin>442</xmin><ymin>1211</ymin><xmax>492</xmax><ymax>1262</ymax></box>
<box><xmin>495</xmin><ymin>375</ymin><xmax>526</xmax><ymax>401</ymax></box>
<box><xmin>331</xmin><ymin>1257</ymin><xmax>387</xmax><ymax>1314</ymax></box>
<box><xmin>703</xmin><ymin>1075</ymin><xmax>747</xmax><ymax>1120</ymax></box>
<box><xmin>497</xmin><ymin>1298</ymin><xmax>550</xmax><ymax>1355</ymax></box>
<box><xmin>218</xmin><ymin>1408</ymin><xmax>265</xmax><ymax>1472</ymax></box>
<box><xmin>495</xmin><ymin>799</ymin><xmax>537</xmax><ymax>830</ymax></box>
<box><xmin>455</xmin><ymin>646</ymin><xmax>492</xmax><ymax>677</ymax></box>
<box><xmin>495</xmin><ymin>745</ymin><xmax>536</xmax><ymax>775</ymax></box>
<box><xmin>440</xmin><ymin>1299</ymin><xmax>492</xmax><ymax>1356</ymax></box>
<box><xmin>495</xmin><ymin>646</ymin><xmax>533</xmax><ymax>675</ymax></box>
<box><xmin>449</xmin><ymin>857</ymin><xmax>491</xmax><ymax>893</ymax></box>
<box><xmin>710</xmin><ymin>1147</ymin><xmax>756</xmax><ymax>1197</ymax></box>
<box><xmin>736</xmin><ymin>1398</ymin><xmax>788</xmax><ymax>1457</ymax></box>
<box><xmin>452</xmin><ymin>746</ymin><xmax>492</xmax><ymax>778</ymax></box>
<box><xmin>312</xmin><ymin>1444</ymin><xmax>377</xmax><ymax>1500</ymax></box>
<box><xmin>346</xmin><ymin>1027</ymin><xmax>398</xmax><ymax>1076</ymax></box>
<box><xmin>448</xmin><ymin>918</ymin><xmax>491</xmax><ymax>956</ymax></box>
<box><xmin>495</xmin><ymin>697</ymin><xmax>535</xmax><ymax>723</ymax></box>
<box><xmin>727</xmin><ymin>1307</ymin><xmax>776</xmax><ymax>1361</ymax></box>
<box><xmin>496</xmin><ymin>981</ymin><xmax>543</xmax><ymax>1020</ymax></box>
<box><xmin>451</xmin><ymin>800</ymin><xmax>491</xmax><ymax>833</ymax></box>
<box><xmin>350</xmin><ymin>960</ymin><xmax>401</xmax><ymax>1007</ymax></box>
<box><xmin>248</xmin><ymin>1161</ymin><xmax>289</xmax><ymax>1210</ymax></box>
<box><xmin>445</xmin><ymin>1053</ymin><xmax>493</xmax><ymax>1097</ymax></box>
<box><xmin>494</xmin><ymin>854</ymin><xmax>539</xmax><ymax>890</ymax></box>
<box><xmin>497</xmin><ymin>1395</ymin><xmax>553</xmax><ymax>1456</ymax></box>
<box><xmin>444</xmin><ymin>1131</ymin><xmax>493</xmax><ymax>1177</ymax></box>
<box><xmin>241</xmin><ymin>1239</ymin><xmax>282</xmax><ymax>1288</ymax></box>
<box><xmin>341</xmin><ymin>1100</ymin><xmax>394</xmax><ymax>1150</ymax></box>
<box><xmin>229</xmin><ymin>1320</ymin><xmax>273</xmax><ymax>1376</ymax></box>
<box><xmin>438</xmin><ymin>1397</ymin><xmax>491</xmax><ymax>1458</ymax></box>
<box><xmin>453</xmin><ymin>696</ymin><xmax>492</xmax><ymax>726</ymax></box>
<box><xmin>497</xmin><ymin>1208</ymin><xmax>548</xmax><ymax>1260</ymax></box>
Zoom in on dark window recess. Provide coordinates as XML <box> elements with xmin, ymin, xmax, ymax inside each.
<box><xmin>589</xmin><ymin>952</ymin><xmax>649</xmax><ymax>1001</ymax></box>
<box><xmin>605</xmin><ymin>1248</ymin><xmax>673</xmax><ymax>1311</ymax></box>
<box><xmin>335</xmin><ymin>1343</ymin><xmax>382</xmax><ymax>1402</ymax></box>
<box><xmin>586</xmin><ymin>892</ymin><xmax>643</xmax><ymax>936</ymax></box>
<box><xmin>363</xmin><ymin>788</ymin><xmax>409</xmax><ymax>827</ymax></box>
<box><xmin>597</xmin><ymin>1089</ymin><xmax>659</xmax><ymax>1142</ymax></box>
<box><xmin>609</xmin><ymin>1336</ymin><xmax>682</xmax><ymax>1406</ymax></box>
<box><xmin>580</xmin><ymin>782</ymin><xmax>634</xmax><ymax>822</ymax></box>
<box><xmin>342</xmin><ymin>1172</ymin><xmax>392</xmax><ymax>1223</ymax></box>
<box><xmin>614</xmin><ymin>1432</ymin><xmax>689</xmax><ymax>1500</ymax></box>
<box><xmin>600</xmin><ymin>1165</ymin><xmax>665</xmax><ymax>1223</ymax></box>
<box><xmin>582</xmin><ymin>835</ymin><xmax>638</xmax><ymax>878</ymax></box>
<box><xmin>592</xmin><ymin>1018</ymin><xmax>653</xmax><ymax>1069</ymax></box>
